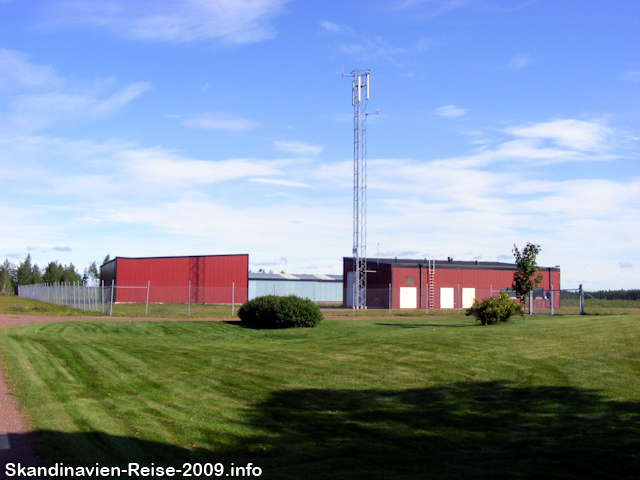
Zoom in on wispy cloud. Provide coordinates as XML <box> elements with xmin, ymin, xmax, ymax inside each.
<box><xmin>182</xmin><ymin>113</ymin><xmax>258</xmax><ymax>132</ymax></box>
<box><xmin>435</xmin><ymin>105</ymin><xmax>468</xmax><ymax>118</ymax></box>
<box><xmin>320</xmin><ymin>21</ymin><xmax>344</xmax><ymax>33</ymax></box>
<box><xmin>505</xmin><ymin>118</ymin><xmax>612</xmax><ymax>151</ymax></box>
<box><xmin>508</xmin><ymin>53</ymin><xmax>532</xmax><ymax>69</ymax></box>
<box><xmin>8</xmin><ymin>81</ymin><xmax>151</xmax><ymax>131</ymax></box>
<box><xmin>39</xmin><ymin>0</ymin><xmax>291</xmax><ymax>44</ymax></box>
<box><xmin>0</xmin><ymin>49</ymin><xmax>61</xmax><ymax>90</ymax></box>
<box><xmin>274</xmin><ymin>140</ymin><xmax>323</xmax><ymax>156</ymax></box>
<box><xmin>118</xmin><ymin>147</ymin><xmax>283</xmax><ymax>187</ymax></box>
<box><xmin>249</xmin><ymin>178</ymin><xmax>313</xmax><ymax>188</ymax></box>
<box><xmin>321</xmin><ymin>21</ymin><xmax>406</xmax><ymax>63</ymax></box>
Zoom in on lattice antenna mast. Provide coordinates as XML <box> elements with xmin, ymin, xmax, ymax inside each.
<box><xmin>343</xmin><ymin>69</ymin><xmax>370</xmax><ymax>310</ymax></box>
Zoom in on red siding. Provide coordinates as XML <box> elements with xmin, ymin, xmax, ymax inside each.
<box><xmin>391</xmin><ymin>267</ymin><xmax>420</xmax><ymax>309</ymax></box>
<box><xmin>385</xmin><ymin>265</ymin><xmax>561</xmax><ymax>310</ymax></box>
<box><xmin>114</xmin><ymin>255</ymin><xmax>248</xmax><ymax>304</ymax></box>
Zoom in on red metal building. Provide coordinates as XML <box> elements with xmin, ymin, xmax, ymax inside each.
<box><xmin>343</xmin><ymin>257</ymin><xmax>560</xmax><ymax>310</ymax></box>
<box><xmin>101</xmin><ymin>254</ymin><xmax>248</xmax><ymax>304</ymax></box>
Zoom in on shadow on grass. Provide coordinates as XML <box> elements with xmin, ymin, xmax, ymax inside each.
<box><xmin>5</xmin><ymin>382</ymin><xmax>639</xmax><ymax>479</ymax></box>
<box><xmin>376</xmin><ymin>322</ymin><xmax>480</xmax><ymax>328</ymax></box>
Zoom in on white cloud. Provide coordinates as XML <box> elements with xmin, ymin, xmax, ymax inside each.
<box><xmin>1</xmin><ymin>113</ymin><xmax>636</xmax><ymax>284</ymax></box>
<box><xmin>505</xmin><ymin>119</ymin><xmax>613</xmax><ymax>151</ymax></box>
<box><xmin>8</xmin><ymin>81</ymin><xmax>151</xmax><ymax>131</ymax></box>
<box><xmin>249</xmin><ymin>178</ymin><xmax>313</xmax><ymax>188</ymax></box>
<box><xmin>508</xmin><ymin>53</ymin><xmax>532</xmax><ymax>69</ymax></box>
<box><xmin>320</xmin><ymin>21</ymin><xmax>344</xmax><ymax>33</ymax></box>
<box><xmin>182</xmin><ymin>113</ymin><xmax>258</xmax><ymax>132</ymax></box>
<box><xmin>117</xmin><ymin>147</ymin><xmax>284</xmax><ymax>186</ymax></box>
<box><xmin>0</xmin><ymin>49</ymin><xmax>61</xmax><ymax>90</ymax></box>
<box><xmin>321</xmin><ymin>21</ymin><xmax>406</xmax><ymax>63</ymax></box>
<box><xmin>93</xmin><ymin>82</ymin><xmax>152</xmax><ymax>115</ymax></box>
<box><xmin>274</xmin><ymin>140</ymin><xmax>323</xmax><ymax>156</ymax></box>
<box><xmin>434</xmin><ymin>105</ymin><xmax>467</xmax><ymax>118</ymax></box>
<box><xmin>40</xmin><ymin>0</ymin><xmax>291</xmax><ymax>44</ymax></box>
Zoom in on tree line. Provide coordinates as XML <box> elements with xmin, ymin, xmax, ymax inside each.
<box><xmin>0</xmin><ymin>254</ymin><xmax>111</xmax><ymax>295</ymax></box>
<box><xmin>560</xmin><ymin>289</ymin><xmax>640</xmax><ymax>301</ymax></box>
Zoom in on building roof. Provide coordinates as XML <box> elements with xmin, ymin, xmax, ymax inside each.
<box><xmin>346</xmin><ymin>257</ymin><xmax>560</xmax><ymax>271</ymax></box>
<box><xmin>249</xmin><ymin>273</ymin><xmax>343</xmax><ymax>282</ymax></box>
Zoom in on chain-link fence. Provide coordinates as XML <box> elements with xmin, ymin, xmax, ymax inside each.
<box><xmin>343</xmin><ymin>284</ymin><xmax>623</xmax><ymax>316</ymax></box>
<box><xmin>18</xmin><ymin>282</ymin><xmax>248</xmax><ymax>317</ymax></box>
<box><xmin>18</xmin><ymin>282</ymin><xmax>108</xmax><ymax>313</ymax></box>
<box><xmin>518</xmin><ymin>286</ymin><xmax>620</xmax><ymax>316</ymax></box>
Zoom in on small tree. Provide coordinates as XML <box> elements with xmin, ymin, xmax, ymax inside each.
<box><xmin>512</xmin><ymin>242</ymin><xmax>543</xmax><ymax>314</ymax></box>
<box><xmin>84</xmin><ymin>262</ymin><xmax>99</xmax><ymax>285</ymax></box>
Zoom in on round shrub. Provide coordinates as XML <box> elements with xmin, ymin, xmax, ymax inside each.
<box><xmin>466</xmin><ymin>291</ymin><xmax>524</xmax><ymax>325</ymax></box>
<box><xmin>238</xmin><ymin>295</ymin><xmax>323</xmax><ymax>329</ymax></box>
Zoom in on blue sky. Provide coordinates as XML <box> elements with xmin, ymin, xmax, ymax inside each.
<box><xmin>0</xmin><ymin>0</ymin><xmax>638</xmax><ymax>290</ymax></box>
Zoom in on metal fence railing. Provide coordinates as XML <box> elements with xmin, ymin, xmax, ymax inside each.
<box><xmin>17</xmin><ymin>282</ymin><xmax>249</xmax><ymax>317</ymax></box>
<box><xmin>18</xmin><ymin>282</ymin><xmax>108</xmax><ymax>313</ymax></box>
<box><xmin>18</xmin><ymin>281</ymin><xmax>624</xmax><ymax>317</ymax></box>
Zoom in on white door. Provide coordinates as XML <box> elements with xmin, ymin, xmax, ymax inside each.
<box><xmin>462</xmin><ymin>288</ymin><xmax>476</xmax><ymax>308</ymax></box>
<box><xmin>399</xmin><ymin>287</ymin><xmax>417</xmax><ymax>309</ymax></box>
<box><xmin>440</xmin><ymin>288</ymin><xmax>454</xmax><ymax>309</ymax></box>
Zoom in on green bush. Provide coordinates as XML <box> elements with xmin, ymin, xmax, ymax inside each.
<box><xmin>466</xmin><ymin>291</ymin><xmax>524</xmax><ymax>325</ymax></box>
<box><xmin>238</xmin><ymin>295</ymin><xmax>323</xmax><ymax>329</ymax></box>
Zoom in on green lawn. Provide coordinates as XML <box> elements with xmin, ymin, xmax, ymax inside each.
<box><xmin>0</xmin><ymin>311</ymin><xmax>639</xmax><ymax>478</ymax></box>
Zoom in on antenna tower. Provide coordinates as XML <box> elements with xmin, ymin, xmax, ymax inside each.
<box><xmin>344</xmin><ymin>69</ymin><xmax>370</xmax><ymax>310</ymax></box>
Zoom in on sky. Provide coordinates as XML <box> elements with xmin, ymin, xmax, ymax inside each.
<box><xmin>0</xmin><ymin>0</ymin><xmax>638</xmax><ymax>290</ymax></box>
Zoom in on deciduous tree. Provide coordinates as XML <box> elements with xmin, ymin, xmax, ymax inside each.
<box><xmin>512</xmin><ymin>242</ymin><xmax>543</xmax><ymax>314</ymax></box>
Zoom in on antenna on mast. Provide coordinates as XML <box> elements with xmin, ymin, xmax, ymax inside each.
<box><xmin>343</xmin><ymin>69</ymin><xmax>371</xmax><ymax>311</ymax></box>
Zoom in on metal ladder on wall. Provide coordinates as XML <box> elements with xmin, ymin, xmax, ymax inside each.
<box><xmin>427</xmin><ymin>260</ymin><xmax>435</xmax><ymax>310</ymax></box>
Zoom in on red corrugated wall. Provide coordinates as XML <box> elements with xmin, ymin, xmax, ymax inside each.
<box><xmin>114</xmin><ymin>255</ymin><xmax>248</xmax><ymax>304</ymax></box>
<box><xmin>385</xmin><ymin>265</ymin><xmax>560</xmax><ymax>309</ymax></box>
<box><xmin>420</xmin><ymin>267</ymin><xmax>560</xmax><ymax>309</ymax></box>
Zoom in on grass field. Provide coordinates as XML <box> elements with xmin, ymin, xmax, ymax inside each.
<box><xmin>0</xmin><ymin>294</ymin><xmax>104</xmax><ymax>316</ymax></box>
<box><xmin>0</xmin><ymin>301</ymin><xmax>638</xmax><ymax>479</ymax></box>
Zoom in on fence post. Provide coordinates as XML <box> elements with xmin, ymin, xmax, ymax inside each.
<box><xmin>550</xmin><ymin>285</ymin><xmax>554</xmax><ymax>316</ymax></box>
<box><xmin>232</xmin><ymin>282</ymin><xmax>235</xmax><ymax>316</ymax></box>
<box><xmin>388</xmin><ymin>283</ymin><xmax>391</xmax><ymax>314</ymax></box>
<box><xmin>529</xmin><ymin>292</ymin><xmax>533</xmax><ymax>315</ymax></box>
<box><xmin>109</xmin><ymin>280</ymin><xmax>114</xmax><ymax>317</ymax></box>
<box><xmin>579</xmin><ymin>284</ymin><xmax>584</xmax><ymax>315</ymax></box>
<box><xmin>146</xmin><ymin>280</ymin><xmax>150</xmax><ymax>316</ymax></box>
<box><xmin>425</xmin><ymin>286</ymin><xmax>429</xmax><ymax>315</ymax></box>
<box><xmin>457</xmin><ymin>284</ymin><xmax>460</xmax><ymax>314</ymax></box>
